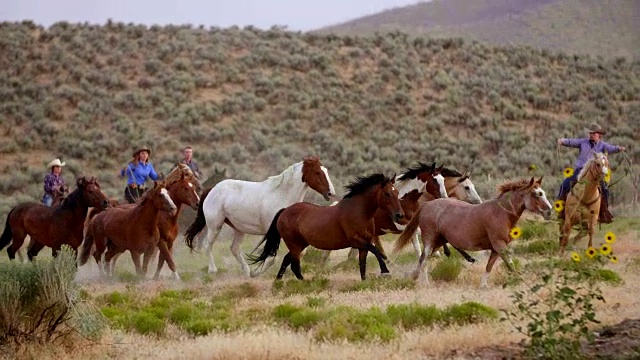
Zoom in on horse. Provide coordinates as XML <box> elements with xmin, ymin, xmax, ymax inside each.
<box><xmin>441</xmin><ymin>168</ymin><xmax>482</xmax><ymax>204</ymax></box>
<box><xmin>559</xmin><ymin>153</ymin><xmax>609</xmax><ymax>255</ymax></box>
<box><xmin>52</xmin><ymin>184</ymin><xmax>70</xmax><ymax>207</ymax></box>
<box><xmin>79</xmin><ymin>181</ymin><xmax>177</xmax><ymax>277</ymax></box>
<box><xmin>184</xmin><ymin>156</ymin><xmax>336</xmax><ymax>276</ymax></box>
<box><xmin>178</xmin><ymin>166</ymin><xmax>227</xmax><ymax>233</ymax></box>
<box><xmin>0</xmin><ymin>177</ymin><xmax>110</xmax><ymax>260</ymax></box>
<box><xmin>248</xmin><ymin>173</ymin><xmax>404</xmax><ymax>281</ymax></box>
<box><xmin>394</xmin><ymin>177</ymin><xmax>552</xmax><ymax>288</ymax></box>
<box><xmin>89</xmin><ymin>168</ymin><xmax>200</xmax><ymax>280</ymax></box>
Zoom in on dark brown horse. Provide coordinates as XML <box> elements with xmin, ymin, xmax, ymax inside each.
<box><xmin>79</xmin><ymin>181</ymin><xmax>177</xmax><ymax>277</ymax></box>
<box><xmin>0</xmin><ymin>177</ymin><xmax>109</xmax><ymax>260</ymax></box>
<box><xmin>51</xmin><ymin>184</ymin><xmax>70</xmax><ymax>207</ymax></box>
<box><xmin>394</xmin><ymin>177</ymin><xmax>553</xmax><ymax>287</ymax></box>
<box><xmin>248</xmin><ymin>173</ymin><xmax>404</xmax><ymax>281</ymax></box>
<box><xmin>92</xmin><ymin>171</ymin><xmax>200</xmax><ymax>280</ymax></box>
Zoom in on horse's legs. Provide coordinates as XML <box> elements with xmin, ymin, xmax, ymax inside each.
<box><xmin>413</xmin><ymin>244</ymin><xmax>432</xmax><ymax>284</ymax></box>
<box><xmin>229</xmin><ymin>229</ymin><xmax>250</xmax><ymax>276</ymax></box>
<box><xmin>320</xmin><ymin>250</ymin><xmax>332</xmax><ymax>265</ymax></box>
<box><xmin>27</xmin><ymin>240</ymin><xmax>45</xmax><ymax>261</ymax></box>
<box><xmin>411</xmin><ymin>231</ymin><xmax>423</xmax><ymax>259</ymax></box>
<box><xmin>358</xmin><ymin>249</ymin><xmax>369</xmax><ymax>280</ymax></box>
<box><xmin>129</xmin><ymin>251</ymin><xmax>144</xmax><ymax>276</ymax></box>
<box><xmin>205</xmin><ymin>226</ymin><xmax>223</xmax><ymax>273</ymax></box>
<box><xmin>586</xmin><ymin>219</ymin><xmax>596</xmax><ymax>249</ymax></box>
<box><xmin>347</xmin><ymin>248</ymin><xmax>358</xmax><ymax>260</ymax></box>
<box><xmin>366</xmin><ymin>243</ymin><xmax>390</xmax><ymax>275</ymax></box>
<box><xmin>141</xmin><ymin>246</ymin><xmax>158</xmax><ymax>277</ymax></box>
<box><xmin>6</xmin><ymin>229</ymin><xmax>27</xmax><ymax>261</ymax></box>
<box><xmin>155</xmin><ymin>240</ymin><xmax>180</xmax><ymax>281</ymax></box>
<box><xmin>560</xmin><ymin>219</ymin><xmax>573</xmax><ymax>256</ymax></box>
<box><xmin>276</xmin><ymin>252</ymin><xmax>293</xmax><ymax>280</ymax></box>
<box><xmin>290</xmin><ymin>251</ymin><xmax>304</xmax><ymax>280</ymax></box>
<box><xmin>481</xmin><ymin>251</ymin><xmax>501</xmax><ymax>288</ymax></box>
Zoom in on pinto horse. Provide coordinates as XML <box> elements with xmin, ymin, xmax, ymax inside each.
<box><xmin>0</xmin><ymin>177</ymin><xmax>109</xmax><ymax>260</ymax></box>
<box><xmin>394</xmin><ymin>177</ymin><xmax>553</xmax><ymax>287</ymax></box>
<box><xmin>87</xmin><ymin>169</ymin><xmax>200</xmax><ymax>280</ymax></box>
<box><xmin>559</xmin><ymin>153</ymin><xmax>609</xmax><ymax>255</ymax></box>
<box><xmin>185</xmin><ymin>156</ymin><xmax>336</xmax><ymax>276</ymax></box>
<box><xmin>248</xmin><ymin>173</ymin><xmax>404</xmax><ymax>281</ymax></box>
<box><xmin>79</xmin><ymin>181</ymin><xmax>177</xmax><ymax>277</ymax></box>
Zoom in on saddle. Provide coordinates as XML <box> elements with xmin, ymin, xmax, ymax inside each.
<box><xmin>559</xmin><ymin>180</ymin><xmax>613</xmax><ymax>224</ymax></box>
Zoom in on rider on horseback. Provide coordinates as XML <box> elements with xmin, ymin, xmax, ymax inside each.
<box><xmin>556</xmin><ymin>123</ymin><xmax>625</xmax><ymax>223</ymax></box>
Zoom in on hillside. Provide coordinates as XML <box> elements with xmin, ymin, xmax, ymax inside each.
<box><xmin>320</xmin><ymin>0</ymin><xmax>640</xmax><ymax>60</ymax></box>
<box><xmin>0</xmin><ymin>21</ymin><xmax>638</xmax><ymax>217</ymax></box>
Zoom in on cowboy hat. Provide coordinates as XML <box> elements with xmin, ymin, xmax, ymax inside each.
<box><xmin>47</xmin><ymin>158</ymin><xmax>66</xmax><ymax>168</ymax></box>
<box><xmin>132</xmin><ymin>146</ymin><xmax>151</xmax><ymax>157</ymax></box>
<box><xmin>584</xmin><ymin>123</ymin><xmax>606</xmax><ymax>135</ymax></box>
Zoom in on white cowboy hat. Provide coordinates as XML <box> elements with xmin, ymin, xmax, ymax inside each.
<box><xmin>47</xmin><ymin>158</ymin><xmax>66</xmax><ymax>168</ymax></box>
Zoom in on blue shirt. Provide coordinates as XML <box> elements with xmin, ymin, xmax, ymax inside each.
<box><xmin>560</xmin><ymin>137</ymin><xmax>621</xmax><ymax>169</ymax></box>
<box><xmin>120</xmin><ymin>162</ymin><xmax>159</xmax><ymax>186</ymax></box>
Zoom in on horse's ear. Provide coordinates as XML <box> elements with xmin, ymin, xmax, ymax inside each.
<box><xmin>528</xmin><ymin>177</ymin><xmax>535</xmax><ymax>188</ymax></box>
<box><xmin>76</xmin><ymin>176</ymin><xmax>86</xmax><ymax>188</ymax></box>
<box><xmin>430</xmin><ymin>162</ymin><xmax>436</xmax><ymax>171</ymax></box>
<box><xmin>390</xmin><ymin>174</ymin><xmax>396</xmax><ymax>184</ymax></box>
<box><xmin>436</xmin><ymin>164</ymin><xmax>444</xmax><ymax>172</ymax></box>
<box><xmin>537</xmin><ymin>176</ymin><xmax>544</xmax><ymax>185</ymax></box>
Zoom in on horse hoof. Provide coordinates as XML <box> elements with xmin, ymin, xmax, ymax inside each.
<box><xmin>433</xmin><ymin>251</ymin><xmax>442</xmax><ymax>258</ymax></box>
<box><xmin>172</xmin><ymin>272</ymin><xmax>181</xmax><ymax>281</ymax></box>
<box><xmin>208</xmin><ymin>267</ymin><xmax>218</xmax><ymax>274</ymax></box>
<box><xmin>380</xmin><ymin>272</ymin><xmax>391</xmax><ymax>277</ymax></box>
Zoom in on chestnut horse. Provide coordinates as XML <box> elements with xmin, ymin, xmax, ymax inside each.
<box><xmin>79</xmin><ymin>181</ymin><xmax>177</xmax><ymax>277</ymax></box>
<box><xmin>185</xmin><ymin>156</ymin><xmax>336</xmax><ymax>276</ymax></box>
<box><xmin>394</xmin><ymin>177</ymin><xmax>552</xmax><ymax>287</ymax></box>
<box><xmin>248</xmin><ymin>173</ymin><xmax>404</xmax><ymax>281</ymax></box>
<box><xmin>87</xmin><ymin>170</ymin><xmax>200</xmax><ymax>280</ymax></box>
<box><xmin>0</xmin><ymin>177</ymin><xmax>109</xmax><ymax>260</ymax></box>
<box><xmin>559</xmin><ymin>153</ymin><xmax>609</xmax><ymax>255</ymax></box>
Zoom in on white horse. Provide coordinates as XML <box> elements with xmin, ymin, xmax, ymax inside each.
<box><xmin>184</xmin><ymin>157</ymin><xmax>336</xmax><ymax>276</ymax></box>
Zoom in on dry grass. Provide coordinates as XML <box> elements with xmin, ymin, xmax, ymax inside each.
<box><xmin>1</xmin><ymin>222</ymin><xmax>631</xmax><ymax>359</ymax></box>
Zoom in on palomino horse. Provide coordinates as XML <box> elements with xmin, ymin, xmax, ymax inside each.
<box><xmin>248</xmin><ymin>173</ymin><xmax>404</xmax><ymax>281</ymax></box>
<box><xmin>441</xmin><ymin>168</ymin><xmax>482</xmax><ymax>204</ymax></box>
<box><xmin>0</xmin><ymin>177</ymin><xmax>109</xmax><ymax>260</ymax></box>
<box><xmin>394</xmin><ymin>177</ymin><xmax>552</xmax><ymax>287</ymax></box>
<box><xmin>92</xmin><ymin>169</ymin><xmax>200</xmax><ymax>280</ymax></box>
<box><xmin>559</xmin><ymin>153</ymin><xmax>609</xmax><ymax>255</ymax></box>
<box><xmin>79</xmin><ymin>182</ymin><xmax>177</xmax><ymax>277</ymax></box>
<box><xmin>185</xmin><ymin>156</ymin><xmax>336</xmax><ymax>276</ymax></box>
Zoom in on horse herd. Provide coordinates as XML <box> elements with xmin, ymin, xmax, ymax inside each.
<box><xmin>0</xmin><ymin>155</ymin><xmax>568</xmax><ymax>287</ymax></box>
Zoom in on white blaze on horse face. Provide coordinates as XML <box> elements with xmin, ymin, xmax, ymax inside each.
<box><xmin>395</xmin><ymin>177</ymin><xmax>425</xmax><ymax>197</ymax></box>
<box><xmin>321</xmin><ymin>166</ymin><xmax>336</xmax><ymax>197</ymax></box>
<box><xmin>160</xmin><ymin>188</ymin><xmax>177</xmax><ymax>210</ymax></box>
<box><xmin>462</xmin><ymin>178</ymin><xmax>482</xmax><ymax>204</ymax></box>
<box><xmin>188</xmin><ymin>182</ymin><xmax>201</xmax><ymax>202</ymax></box>
<box><xmin>535</xmin><ymin>187</ymin><xmax>553</xmax><ymax>211</ymax></box>
<box><xmin>434</xmin><ymin>174</ymin><xmax>447</xmax><ymax>198</ymax></box>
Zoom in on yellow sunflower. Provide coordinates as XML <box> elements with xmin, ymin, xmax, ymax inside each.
<box><xmin>554</xmin><ymin>200</ymin><xmax>565</xmax><ymax>213</ymax></box>
<box><xmin>610</xmin><ymin>255</ymin><xmax>619</xmax><ymax>264</ymax></box>
<box><xmin>604</xmin><ymin>168</ymin><xmax>611</xmax><ymax>184</ymax></box>
<box><xmin>563</xmin><ymin>167</ymin><xmax>574</xmax><ymax>178</ymax></box>
<box><xmin>585</xmin><ymin>247</ymin><xmax>597</xmax><ymax>259</ymax></box>
<box><xmin>571</xmin><ymin>252</ymin><xmax>581</xmax><ymax>262</ymax></box>
<box><xmin>605</xmin><ymin>231</ymin><xmax>616</xmax><ymax>244</ymax></box>
<box><xmin>509</xmin><ymin>227</ymin><xmax>522</xmax><ymax>239</ymax></box>
<box><xmin>600</xmin><ymin>244</ymin><xmax>612</xmax><ymax>256</ymax></box>
<box><xmin>528</xmin><ymin>164</ymin><xmax>537</xmax><ymax>171</ymax></box>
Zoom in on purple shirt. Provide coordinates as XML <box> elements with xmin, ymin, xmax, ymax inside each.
<box><xmin>560</xmin><ymin>137</ymin><xmax>621</xmax><ymax>169</ymax></box>
<box><xmin>44</xmin><ymin>173</ymin><xmax>65</xmax><ymax>195</ymax></box>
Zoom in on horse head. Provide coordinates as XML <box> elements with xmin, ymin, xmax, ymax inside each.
<box><xmin>150</xmin><ymin>181</ymin><xmax>178</xmax><ymax>216</ymax></box>
<box><xmin>580</xmin><ymin>152</ymin><xmax>609</xmax><ymax>181</ymax></box>
<box><xmin>301</xmin><ymin>156</ymin><xmax>335</xmax><ymax>201</ymax></box>
<box><xmin>378</xmin><ymin>174</ymin><xmax>404</xmax><ymax>223</ymax></box>
<box><xmin>76</xmin><ymin>176</ymin><xmax>110</xmax><ymax>209</ymax></box>
<box><xmin>523</xmin><ymin>176</ymin><xmax>553</xmax><ymax>220</ymax></box>
<box><xmin>449</xmin><ymin>175</ymin><xmax>482</xmax><ymax>204</ymax></box>
<box><xmin>166</xmin><ymin>172</ymin><xmax>200</xmax><ymax>210</ymax></box>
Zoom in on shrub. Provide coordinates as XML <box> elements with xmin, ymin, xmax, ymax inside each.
<box><xmin>386</xmin><ymin>303</ymin><xmax>441</xmax><ymax>330</ymax></box>
<box><xmin>430</xmin><ymin>256</ymin><xmax>463</xmax><ymax>282</ymax></box>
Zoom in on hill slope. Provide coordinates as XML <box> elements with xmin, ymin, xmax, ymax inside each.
<box><xmin>320</xmin><ymin>0</ymin><xmax>640</xmax><ymax>59</ymax></box>
<box><xmin>0</xmin><ymin>22</ymin><xmax>638</xmax><ymax>217</ymax></box>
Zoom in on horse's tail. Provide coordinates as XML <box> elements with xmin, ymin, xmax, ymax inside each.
<box><xmin>184</xmin><ymin>187</ymin><xmax>213</xmax><ymax>250</ymax></box>
<box><xmin>0</xmin><ymin>208</ymin><xmax>15</xmax><ymax>251</ymax></box>
<box><xmin>394</xmin><ymin>207</ymin><xmax>421</xmax><ymax>254</ymax></box>
<box><xmin>79</xmin><ymin>225</ymin><xmax>95</xmax><ymax>266</ymax></box>
<box><xmin>246</xmin><ymin>208</ymin><xmax>285</xmax><ymax>266</ymax></box>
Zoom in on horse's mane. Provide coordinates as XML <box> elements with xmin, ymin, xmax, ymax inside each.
<box><xmin>578</xmin><ymin>153</ymin><xmax>606</xmax><ymax>180</ymax></box>
<box><xmin>267</xmin><ymin>162</ymin><xmax>299</xmax><ymax>188</ymax></box>
<box><xmin>57</xmin><ymin>186</ymin><xmax>84</xmax><ymax>210</ymax></box>
<box><xmin>398</xmin><ymin>162</ymin><xmax>433</xmax><ymax>181</ymax></box>
<box><xmin>344</xmin><ymin>173</ymin><xmax>390</xmax><ymax>199</ymax></box>
<box><xmin>496</xmin><ymin>178</ymin><xmax>532</xmax><ymax>197</ymax></box>
<box><xmin>440</xmin><ymin>168</ymin><xmax>464</xmax><ymax>177</ymax></box>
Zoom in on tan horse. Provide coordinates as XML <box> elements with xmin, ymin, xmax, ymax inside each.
<box><xmin>559</xmin><ymin>153</ymin><xmax>609</xmax><ymax>255</ymax></box>
<box><xmin>394</xmin><ymin>177</ymin><xmax>552</xmax><ymax>288</ymax></box>
<box><xmin>441</xmin><ymin>168</ymin><xmax>482</xmax><ymax>204</ymax></box>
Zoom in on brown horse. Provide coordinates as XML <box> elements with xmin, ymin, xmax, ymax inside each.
<box><xmin>79</xmin><ymin>181</ymin><xmax>177</xmax><ymax>277</ymax></box>
<box><xmin>95</xmin><ymin>171</ymin><xmax>200</xmax><ymax>280</ymax></box>
<box><xmin>0</xmin><ymin>177</ymin><xmax>109</xmax><ymax>260</ymax></box>
<box><xmin>51</xmin><ymin>184</ymin><xmax>70</xmax><ymax>207</ymax></box>
<box><xmin>248</xmin><ymin>173</ymin><xmax>404</xmax><ymax>281</ymax></box>
<box><xmin>394</xmin><ymin>177</ymin><xmax>552</xmax><ymax>288</ymax></box>
<box><xmin>559</xmin><ymin>153</ymin><xmax>609</xmax><ymax>255</ymax></box>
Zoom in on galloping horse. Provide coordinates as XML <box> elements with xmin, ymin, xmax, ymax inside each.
<box><xmin>248</xmin><ymin>173</ymin><xmax>404</xmax><ymax>281</ymax></box>
<box><xmin>79</xmin><ymin>181</ymin><xmax>177</xmax><ymax>277</ymax></box>
<box><xmin>559</xmin><ymin>153</ymin><xmax>609</xmax><ymax>255</ymax></box>
<box><xmin>394</xmin><ymin>177</ymin><xmax>552</xmax><ymax>287</ymax></box>
<box><xmin>185</xmin><ymin>156</ymin><xmax>336</xmax><ymax>276</ymax></box>
<box><xmin>441</xmin><ymin>168</ymin><xmax>482</xmax><ymax>204</ymax></box>
<box><xmin>0</xmin><ymin>177</ymin><xmax>109</xmax><ymax>260</ymax></box>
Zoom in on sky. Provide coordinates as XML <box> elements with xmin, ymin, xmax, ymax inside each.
<box><xmin>2</xmin><ymin>0</ymin><xmax>426</xmax><ymax>32</ymax></box>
